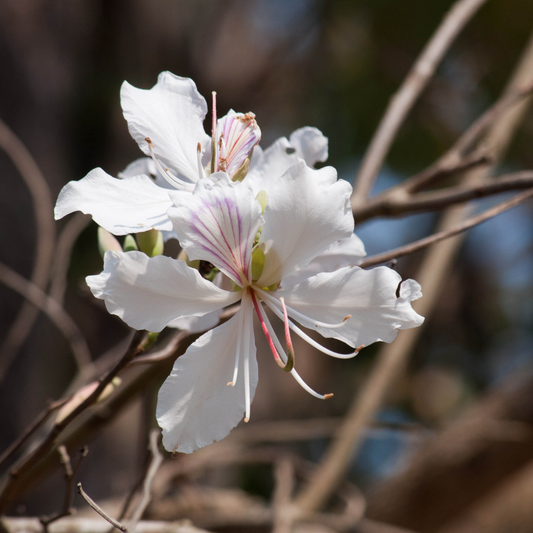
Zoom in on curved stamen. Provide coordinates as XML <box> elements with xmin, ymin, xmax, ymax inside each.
<box><xmin>145</xmin><ymin>137</ymin><xmax>195</xmax><ymax>190</ymax></box>
<box><xmin>251</xmin><ymin>291</ymin><xmax>293</xmax><ymax>372</ymax></box>
<box><xmin>197</xmin><ymin>142</ymin><xmax>206</xmax><ymax>181</ymax></box>
<box><xmin>279</xmin><ymin>297</ymin><xmax>295</xmax><ymax>371</ymax></box>
<box><xmin>211</xmin><ymin>91</ymin><xmax>217</xmax><ymax>175</ymax></box>
<box><xmin>257</xmin><ymin>296</ymin><xmax>332</xmax><ymax>400</ymax></box>
<box><xmin>256</xmin><ymin>289</ymin><xmax>351</xmax><ymax>329</ymax></box>
<box><xmin>262</xmin><ymin>298</ymin><xmax>363</xmax><ymax>359</ymax></box>
<box><xmin>227</xmin><ymin>301</ymin><xmax>245</xmax><ymax>387</ymax></box>
<box><xmin>242</xmin><ymin>292</ymin><xmax>252</xmax><ymax>422</ymax></box>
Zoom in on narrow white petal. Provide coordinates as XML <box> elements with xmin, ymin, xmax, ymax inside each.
<box><xmin>121</xmin><ymin>72</ymin><xmax>210</xmax><ymax>184</ymax></box>
<box><xmin>257</xmin><ymin>162</ymin><xmax>354</xmax><ymax>288</ymax></box>
<box><xmin>289</xmin><ymin>127</ymin><xmax>328</xmax><ymax>167</ymax></box>
<box><xmin>156</xmin><ymin>301</ymin><xmax>257</xmax><ymax>454</ymax></box>
<box><xmin>86</xmin><ymin>251</ymin><xmax>241</xmax><ymax>332</ymax></box>
<box><xmin>168</xmin><ymin>175</ymin><xmax>263</xmax><ymax>286</ymax></box>
<box><xmin>54</xmin><ymin>168</ymin><xmax>174</xmax><ymax>235</ymax></box>
<box><xmin>278</xmin><ymin>266</ymin><xmax>424</xmax><ymax>348</ymax></box>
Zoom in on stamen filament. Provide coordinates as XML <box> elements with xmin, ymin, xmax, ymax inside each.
<box><xmin>197</xmin><ymin>142</ymin><xmax>206</xmax><ymax>181</ymax></box>
<box><xmin>257</xmin><ymin>304</ymin><xmax>332</xmax><ymax>399</ymax></box>
<box><xmin>211</xmin><ymin>91</ymin><xmax>217</xmax><ymax>174</ymax></box>
<box><xmin>144</xmin><ymin>137</ymin><xmax>194</xmax><ymax>190</ymax></box>
<box><xmin>279</xmin><ymin>297</ymin><xmax>295</xmax><ymax>370</ymax></box>
<box><xmin>251</xmin><ymin>291</ymin><xmax>293</xmax><ymax>371</ymax></box>
<box><xmin>242</xmin><ymin>292</ymin><xmax>252</xmax><ymax>422</ymax></box>
<box><xmin>228</xmin><ymin>301</ymin><xmax>245</xmax><ymax>387</ymax></box>
<box><xmin>256</xmin><ymin>289</ymin><xmax>351</xmax><ymax>329</ymax></box>
<box><xmin>262</xmin><ymin>298</ymin><xmax>363</xmax><ymax>359</ymax></box>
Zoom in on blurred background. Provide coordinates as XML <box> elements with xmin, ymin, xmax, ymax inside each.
<box><xmin>1</xmin><ymin>0</ymin><xmax>533</xmax><ymax>531</ymax></box>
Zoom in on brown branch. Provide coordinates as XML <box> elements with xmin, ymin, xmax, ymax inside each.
<box><xmin>128</xmin><ymin>429</ymin><xmax>164</xmax><ymax>527</ymax></box>
<box><xmin>359</xmin><ymin>188</ymin><xmax>533</xmax><ymax>268</ymax></box>
<box><xmin>0</xmin><ymin>261</ymin><xmax>93</xmax><ymax>374</ymax></box>
<box><xmin>0</xmin><ymin>398</ymin><xmax>69</xmax><ymax>473</ymax></box>
<box><xmin>0</xmin><ymin>330</ymin><xmax>148</xmax><ymax>514</ymax></box>
<box><xmin>0</xmin><ymin>117</ymin><xmax>56</xmax><ymax>384</ymax></box>
<box><xmin>39</xmin><ymin>446</ymin><xmax>88</xmax><ymax>531</ymax></box>
<box><xmin>355</xmin><ymin>170</ymin><xmax>533</xmax><ymax>221</ymax></box>
<box><xmin>77</xmin><ymin>483</ymin><xmax>128</xmax><ymax>532</ymax></box>
<box><xmin>351</xmin><ymin>0</ymin><xmax>488</xmax><ymax>205</ymax></box>
<box><xmin>50</xmin><ymin>213</ymin><xmax>92</xmax><ymax>305</ymax></box>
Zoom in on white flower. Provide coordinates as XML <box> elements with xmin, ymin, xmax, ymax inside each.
<box><xmin>87</xmin><ymin>161</ymin><xmax>423</xmax><ymax>454</ymax></box>
<box><xmin>54</xmin><ymin>71</ymin><xmax>327</xmax><ymax>237</ymax></box>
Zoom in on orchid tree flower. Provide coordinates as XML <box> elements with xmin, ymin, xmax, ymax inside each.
<box><xmin>87</xmin><ymin>161</ymin><xmax>423</xmax><ymax>454</ymax></box>
<box><xmin>54</xmin><ymin>72</ymin><xmax>261</xmax><ymax>237</ymax></box>
<box><xmin>54</xmin><ymin>71</ymin><xmax>329</xmax><ymax>238</ymax></box>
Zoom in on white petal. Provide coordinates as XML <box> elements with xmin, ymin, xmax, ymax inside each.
<box><xmin>289</xmin><ymin>127</ymin><xmax>328</xmax><ymax>167</ymax></box>
<box><xmin>167</xmin><ymin>310</ymin><xmax>221</xmax><ymax>334</ymax></box>
<box><xmin>281</xmin><ymin>233</ymin><xmax>367</xmax><ymax>289</ymax></box>
<box><xmin>279</xmin><ymin>266</ymin><xmax>424</xmax><ymax>348</ymax></box>
<box><xmin>257</xmin><ymin>162</ymin><xmax>354</xmax><ymax>288</ymax></box>
<box><xmin>54</xmin><ymin>168</ymin><xmax>174</xmax><ymax>235</ymax></box>
<box><xmin>168</xmin><ymin>174</ymin><xmax>263</xmax><ymax>286</ymax></box>
<box><xmin>156</xmin><ymin>299</ymin><xmax>257</xmax><ymax>453</ymax></box>
<box><xmin>244</xmin><ymin>136</ymin><xmax>300</xmax><ymax>196</ymax></box>
<box><xmin>119</xmin><ymin>157</ymin><xmax>157</xmax><ymax>180</ymax></box>
<box><xmin>121</xmin><ymin>72</ymin><xmax>210</xmax><ymax>184</ymax></box>
<box><xmin>86</xmin><ymin>251</ymin><xmax>241</xmax><ymax>332</ymax></box>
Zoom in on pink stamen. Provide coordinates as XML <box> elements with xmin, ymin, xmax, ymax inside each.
<box><xmin>251</xmin><ymin>291</ymin><xmax>283</xmax><ymax>367</ymax></box>
<box><xmin>279</xmin><ymin>297</ymin><xmax>295</xmax><ymax>364</ymax></box>
<box><xmin>211</xmin><ymin>91</ymin><xmax>217</xmax><ymax>174</ymax></box>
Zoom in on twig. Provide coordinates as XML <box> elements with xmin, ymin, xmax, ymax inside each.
<box><xmin>359</xmin><ymin>187</ymin><xmax>533</xmax><ymax>268</ymax></box>
<box><xmin>39</xmin><ymin>446</ymin><xmax>88</xmax><ymax>531</ymax></box>
<box><xmin>128</xmin><ymin>430</ymin><xmax>164</xmax><ymax>527</ymax></box>
<box><xmin>351</xmin><ymin>0</ymin><xmax>488</xmax><ymax>205</ymax></box>
<box><xmin>0</xmin><ymin>117</ymin><xmax>56</xmax><ymax>384</ymax></box>
<box><xmin>0</xmin><ymin>330</ymin><xmax>148</xmax><ymax>514</ymax></box>
<box><xmin>272</xmin><ymin>458</ymin><xmax>295</xmax><ymax>533</ymax></box>
<box><xmin>50</xmin><ymin>213</ymin><xmax>92</xmax><ymax>305</ymax></box>
<box><xmin>0</xmin><ymin>398</ymin><xmax>69</xmax><ymax>473</ymax></box>
<box><xmin>77</xmin><ymin>483</ymin><xmax>127</xmax><ymax>532</ymax></box>
<box><xmin>0</xmin><ymin>261</ymin><xmax>93</xmax><ymax>373</ymax></box>
<box><xmin>293</xmin><ymin>29</ymin><xmax>533</xmax><ymax>519</ymax></box>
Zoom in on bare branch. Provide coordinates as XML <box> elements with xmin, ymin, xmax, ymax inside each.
<box><xmin>355</xmin><ymin>170</ymin><xmax>533</xmax><ymax>221</ymax></box>
<box><xmin>359</xmin><ymin>188</ymin><xmax>533</xmax><ymax>268</ymax></box>
<box><xmin>0</xmin><ymin>117</ymin><xmax>56</xmax><ymax>383</ymax></box>
<box><xmin>128</xmin><ymin>430</ymin><xmax>164</xmax><ymax>528</ymax></box>
<box><xmin>0</xmin><ymin>261</ymin><xmax>92</xmax><ymax>374</ymax></box>
<box><xmin>77</xmin><ymin>483</ymin><xmax>128</xmax><ymax>532</ymax></box>
<box><xmin>0</xmin><ymin>330</ymin><xmax>148</xmax><ymax>514</ymax></box>
<box><xmin>351</xmin><ymin>0</ymin><xmax>488</xmax><ymax>205</ymax></box>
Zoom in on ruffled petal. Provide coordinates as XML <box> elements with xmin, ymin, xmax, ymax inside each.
<box><xmin>279</xmin><ymin>266</ymin><xmax>424</xmax><ymax>348</ymax></box>
<box><xmin>281</xmin><ymin>233</ymin><xmax>366</xmax><ymax>289</ymax></box>
<box><xmin>121</xmin><ymin>72</ymin><xmax>210</xmax><ymax>184</ymax></box>
<box><xmin>289</xmin><ymin>127</ymin><xmax>328</xmax><ymax>167</ymax></box>
<box><xmin>168</xmin><ymin>174</ymin><xmax>263</xmax><ymax>286</ymax></box>
<box><xmin>86</xmin><ymin>251</ymin><xmax>241</xmax><ymax>332</ymax></box>
<box><xmin>54</xmin><ymin>168</ymin><xmax>174</xmax><ymax>235</ymax></box>
<box><xmin>257</xmin><ymin>162</ymin><xmax>354</xmax><ymax>287</ymax></box>
<box><xmin>156</xmin><ymin>298</ymin><xmax>257</xmax><ymax>453</ymax></box>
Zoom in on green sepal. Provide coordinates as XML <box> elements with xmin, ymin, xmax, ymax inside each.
<box><xmin>123</xmin><ymin>234</ymin><xmax>139</xmax><ymax>252</ymax></box>
<box><xmin>232</xmin><ymin>157</ymin><xmax>251</xmax><ymax>182</ymax></box>
<box><xmin>251</xmin><ymin>246</ymin><xmax>265</xmax><ymax>281</ymax></box>
<box><xmin>137</xmin><ymin>229</ymin><xmax>164</xmax><ymax>257</ymax></box>
<box><xmin>255</xmin><ymin>190</ymin><xmax>268</xmax><ymax>214</ymax></box>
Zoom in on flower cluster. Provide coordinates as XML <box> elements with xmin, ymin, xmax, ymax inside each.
<box><xmin>55</xmin><ymin>72</ymin><xmax>424</xmax><ymax>454</ymax></box>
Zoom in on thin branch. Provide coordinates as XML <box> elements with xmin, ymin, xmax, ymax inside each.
<box><xmin>359</xmin><ymin>188</ymin><xmax>533</xmax><ymax>268</ymax></box>
<box><xmin>50</xmin><ymin>213</ymin><xmax>92</xmax><ymax>305</ymax></box>
<box><xmin>355</xmin><ymin>170</ymin><xmax>533</xmax><ymax>221</ymax></box>
<box><xmin>128</xmin><ymin>430</ymin><xmax>164</xmax><ymax>528</ymax></box>
<box><xmin>0</xmin><ymin>261</ymin><xmax>93</xmax><ymax>374</ymax></box>
<box><xmin>351</xmin><ymin>0</ymin><xmax>488</xmax><ymax>205</ymax></box>
<box><xmin>0</xmin><ymin>330</ymin><xmax>148</xmax><ymax>514</ymax></box>
<box><xmin>39</xmin><ymin>446</ymin><xmax>87</xmax><ymax>531</ymax></box>
<box><xmin>0</xmin><ymin>117</ymin><xmax>56</xmax><ymax>383</ymax></box>
<box><xmin>0</xmin><ymin>398</ymin><xmax>69</xmax><ymax>473</ymax></box>
<box><xmin>77</xmin><ymin>483</ymin><xmax>127</xmax><ymax>532</ymax></box>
